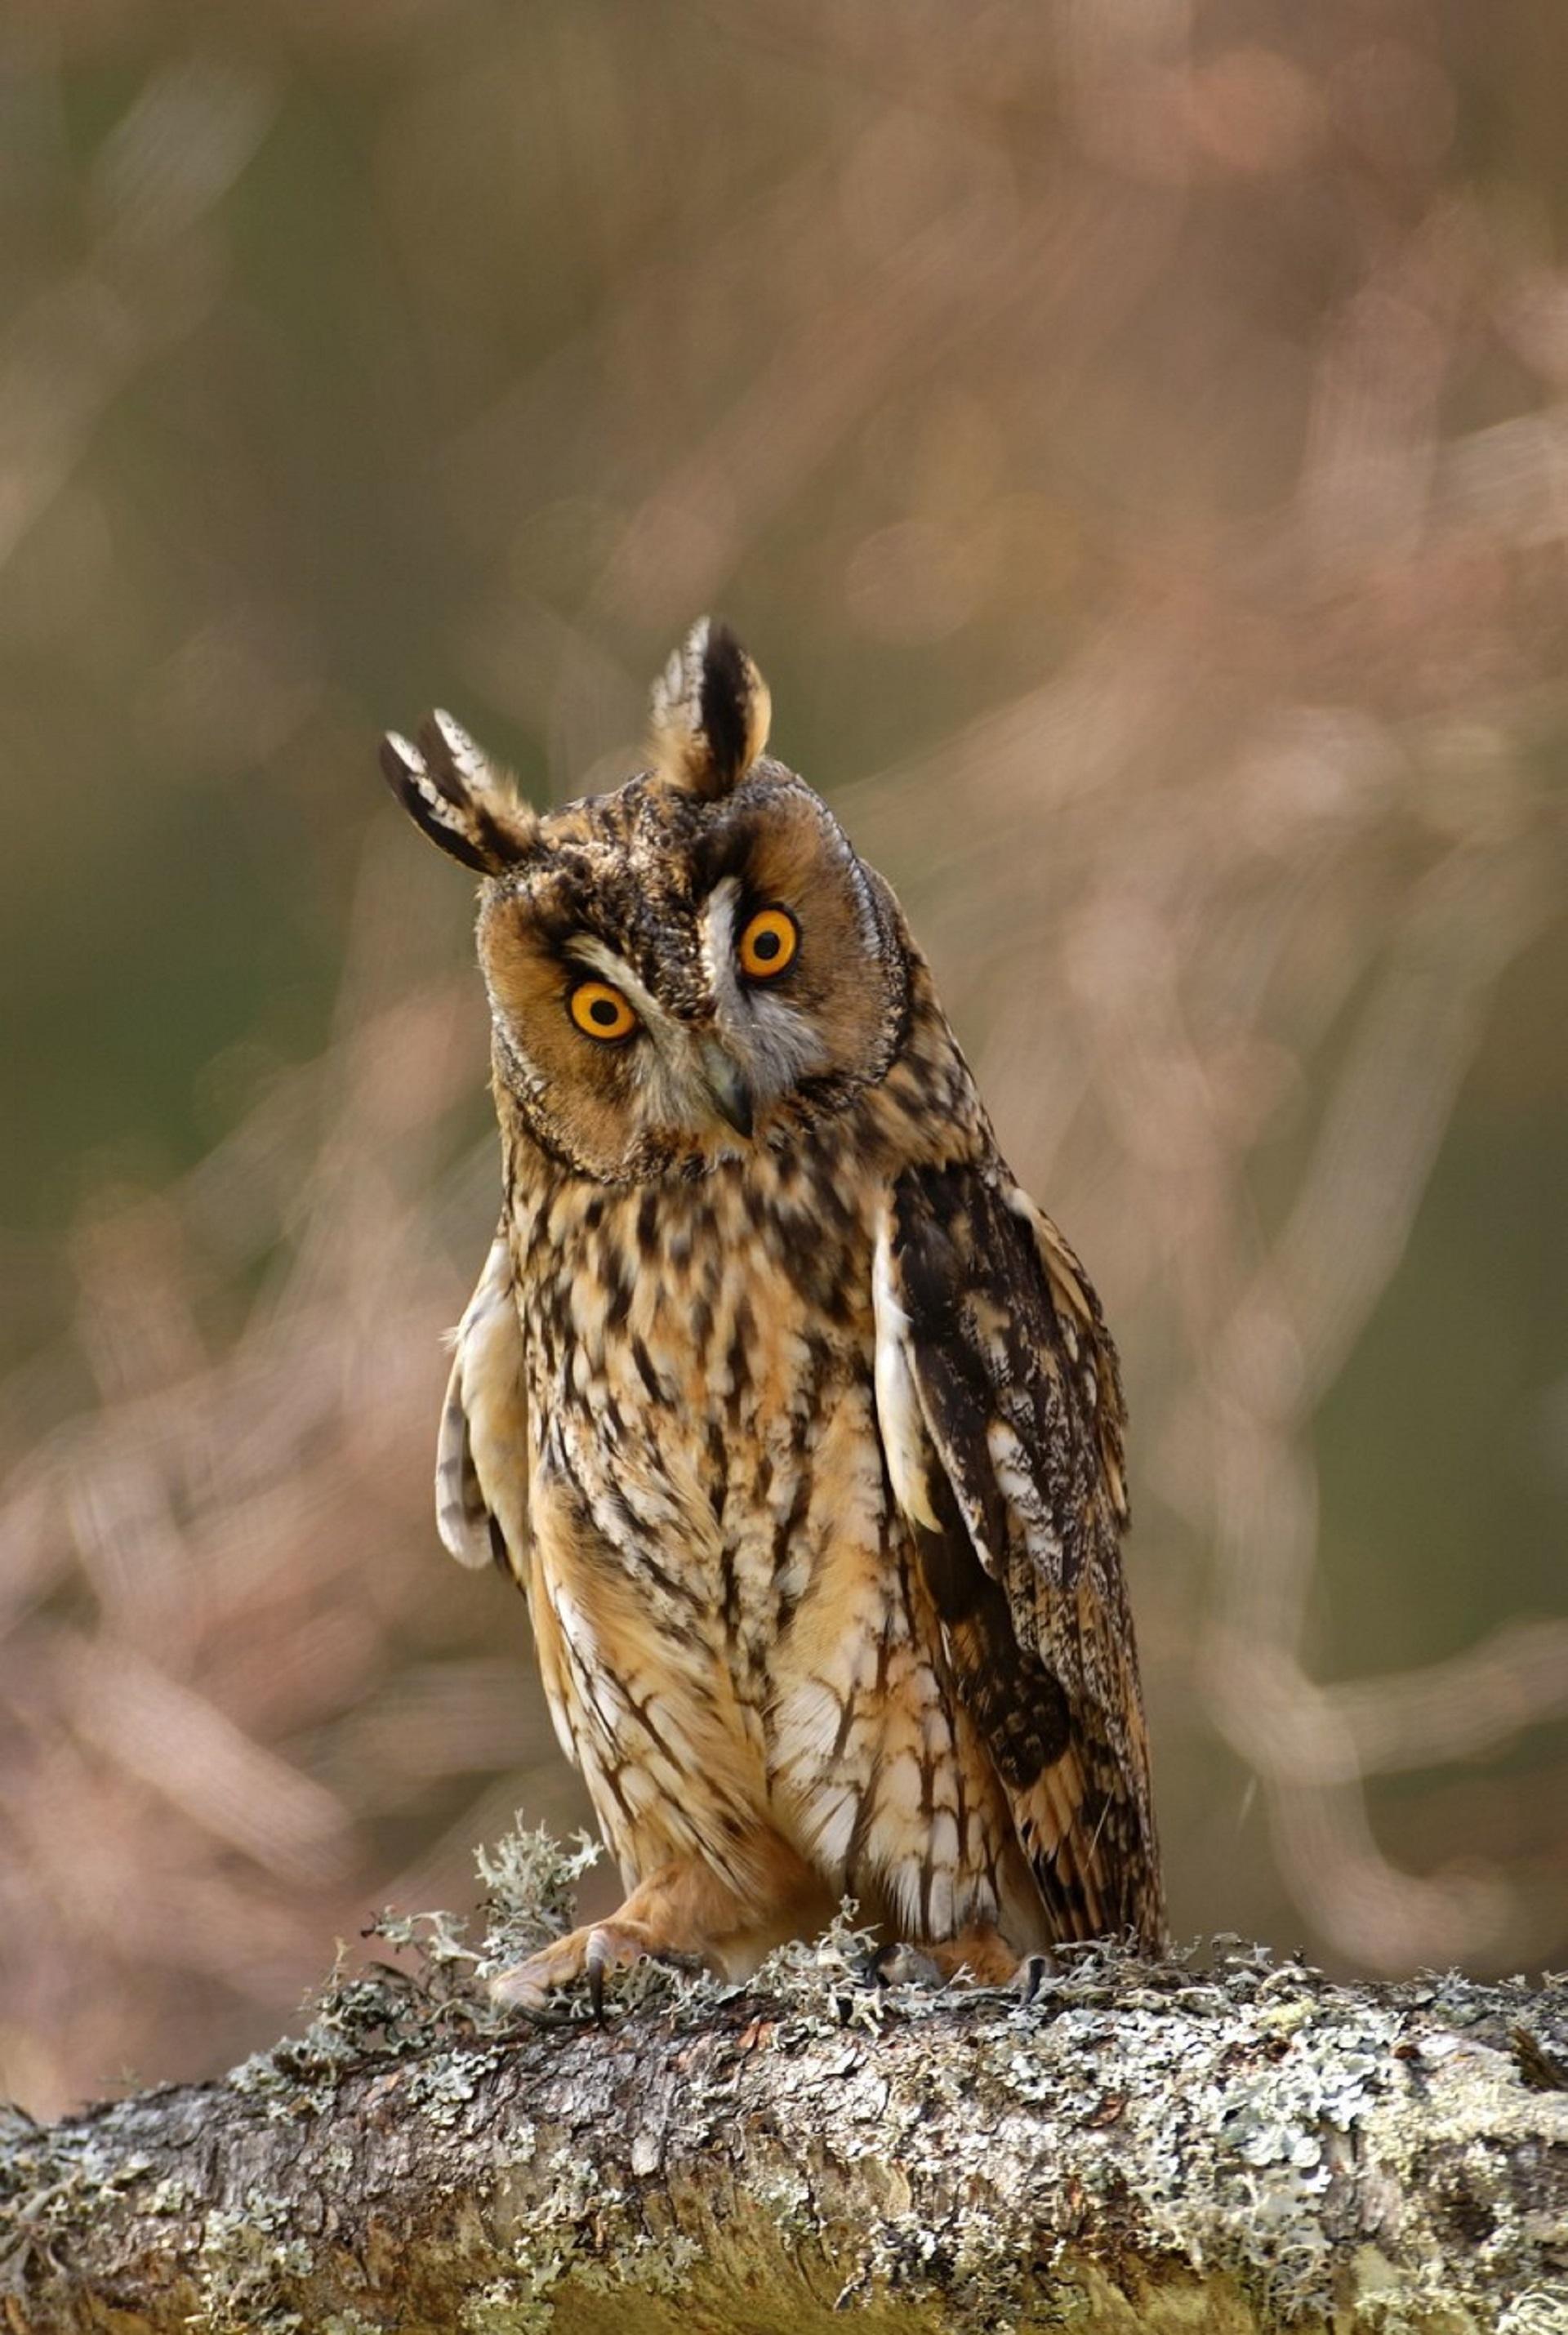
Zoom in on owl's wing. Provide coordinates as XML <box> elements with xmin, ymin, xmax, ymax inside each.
<box><xmin>436</xmin><ymin>1228</ymin><xmax>531</xmax><ymax>1588</ymax></box>
<box><xmin>873</xmin><ymin>1161</ymin><xmax>1164</xmax><ymax>1950</ymax></box>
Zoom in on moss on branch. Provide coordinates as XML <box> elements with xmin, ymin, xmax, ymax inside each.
<box><xmin>2</xmin><ymin>1827</ymin><xmax>1566</xmax><ymax>2333</ymax></box>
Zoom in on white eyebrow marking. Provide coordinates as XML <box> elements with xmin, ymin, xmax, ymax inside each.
<box><xmin>700</xmin><ymin>876</ymin><xmax>741</xmax><ymax>1000</ymax></box>
<box><xmin>564</xmin><ymin>934</ymin><xmax>664</xmax><ymax>1027</ymax></box>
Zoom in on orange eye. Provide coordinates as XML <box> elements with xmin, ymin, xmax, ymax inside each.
<box><xmin>737</xmin><ymin>906</ymin><xmax>798</xmax><ymax>980</ymax></box>
<box><xmin>568</xmin><ymin>980</ymin><xmax>638</xmax><ymax>1042</ymax></box>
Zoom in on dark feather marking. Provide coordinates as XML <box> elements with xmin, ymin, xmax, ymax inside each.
<box><xmin>915</xmin><ymin>1688</ymin><xmax>940</xmax><ymax>1936</ymax></box>
<box><xmin>949</xmin><ymin>1608</ymin><xmax>1071</xmax><ymax>1789</ymax></box>
<box><xmin>604</xmin><ymin>1251</ymin><xmax>632</xmax><ymax>1336</ymax></box>
<box><xmin>597</xmin><ymin>1758</ymin><xmax>635</xmax><ymax>1825</ymax></box>
<box><xmin>885</xmin><ymin>1160</ymin><xmax>1164</xmax><ymax>1950</ymax></box>
<box><xmin>915</xmin><ymin>1481</ymin><xmax>1071</xmax><ymax>1789</ymax></box>
<box><xmin>595</xmin><ymin>1489</ymin><xmax>706</xmax><ymax>1615</ymax></box>
<box><xmin>443</xmin><ymin>1433</ymin><xmax>481</xmax><ymax>1522</ymax></box>
<box><xmin>636</xmin><ymin>1192</ymin><xmax>660</xmax><ymax>1257</ymax></box>
<box><xmin>699</xmin><ymin>623</ymin><xmax>753</xmax><ymax>789</ymax></box>
<box><xmin>624</xmin><ymin>1682</ymin><xmax>687</xmax><ymax>1767</ymax></box>
<box><xmin>381</xmin><ymin>720</ymin><xmax>535</xmax><ymax>875</ymax></box>
<box><xmin>771</xmin><ymin>1451</ymin><xmax>815</xmax><ymax>1634</ymax></box>
<box><xmin>706</xmin><ymin>1416</ymin><xmax>728</xmax><ymax>1522</ymax></box>
<box><xmin>800</xmin><ymin>1328</ymin><xmax>835</xmax><ymax>1392</ymax></box>
<box><xmin>840</xmin><ymin>1618</ymin><xmax>894</xmax><ymax>1888</ymax></box>
<box><xmin>630</xmin><ymin>1335</ymin><xmax>663</xmax><ymax>1403</ymax></box>
<box><xmin>725</xmin><ymin>1297</ymin><xmax>754</xmax><ymax>1424</ymax></box>
<box><xmin>380</xmin><ymin>741</ymin><xmax>497</xmax><ymax>875</ymax></box>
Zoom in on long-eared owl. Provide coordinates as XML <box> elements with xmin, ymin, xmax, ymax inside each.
<box><xmin>381</xmin><ymin>622</ymin><xmax>1164</xmax><ymax>2007</ymax></box>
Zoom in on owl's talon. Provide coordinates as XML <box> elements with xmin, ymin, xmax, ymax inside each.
<box><xmin>1016</xmin><ymin>1951</ymin><xmax>1056</xmax><ymax>2005</ymax></box>
<box><xmin>489</xmin><ymin>1916</ymin><xmax>679</xmax><ymax>2026</ymax></box>
<box><xmin>585</xmin><ymin>1930</ymin><xmax>615</xmax><ymax>2028</ymax></box>
<box><xmin>506</xmin><ymin>1999</ymin><xmax>596</xmax><ymax>2032</ymax></box>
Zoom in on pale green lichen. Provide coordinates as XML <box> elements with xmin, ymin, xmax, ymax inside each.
<box><xmin>476</xmin><ymin>1818</ymin><xmax>602</xmax><ymax>1917</ymax></box>
<box><xmin>5</xmin><ymin>1820</ymin><xmax>1566</xmax><ymax>2333</ymax></box>
<box><xmin>223</xmin><ymin>1816</ymin><xmax>608</xmax><ymax>2122</ymax></box>
<box><xmin>401</xmin><ymin>2051</ymin><xmax>482</xmax><ymax>2118</ymax></box>
<box><xmin>145</xmin><ymin>2172</ymin><xmax>198</xmax><ymax>2215</ymax></box>
<box><xmin>773</xmin><ymin>1941</ymin><xmax>1567</xmax><ymax>2332</ymax></box>
<box><xmin>1499</xmin><ymin>2297</ymin><xmax>1568</xmax><ymax>2335</ymax></box>
<box><xmin>754</xmin><ymin>1898</ymin><xmax>889</xmax><ymax>2036</ymax></box>
<box><xmin>194</xmin><ymin>2190</ymin><xmax>314</xmax><ymax>2333</ymax></box>
<box><xmin>0</xmin><ymin>2132</ymin><xmax>161</xmax><ymax>2291</ymax></box>
<box><xmin>460</xmin><ymin>2269</ymin><xmax>567</xmax><ymax>2335</ymax></box>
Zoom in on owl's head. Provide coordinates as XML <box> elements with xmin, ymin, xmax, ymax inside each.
<box><xmin>381</xmin><ymin>622</ymin><xmax>908</xmax><ymax>1182</ymax></box>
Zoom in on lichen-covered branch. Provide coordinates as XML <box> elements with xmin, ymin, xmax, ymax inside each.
<box><xmin>2</xmin><ymin>1838</ymin><xmax>1566</xmax><ymax>2333</ymax></box>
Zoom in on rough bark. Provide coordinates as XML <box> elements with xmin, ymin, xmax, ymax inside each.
<box><xmin>2</xmin><ymin>1922</ymin><xmax>1566</xmax><ymax>2335</ymax></box>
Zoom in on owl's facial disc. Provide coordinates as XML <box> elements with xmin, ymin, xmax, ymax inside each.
<box><xmin>563</xmin><ymin>920</ymin><xmax>782</xmax><ymax>1145</ymax></box>
<box><xmin>473</xmin><ymin>758</ymin><xmax>906</xmax><ymax>1183</ymax></box>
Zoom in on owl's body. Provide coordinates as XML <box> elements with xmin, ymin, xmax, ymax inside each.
<box><xmin>385</xmin><ymin>626</ymin><xmax>1162</xmax><ymax>2003</ymax></box>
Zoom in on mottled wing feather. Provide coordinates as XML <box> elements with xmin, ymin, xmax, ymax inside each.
<box><xmin>873</xmin><ymin>1161</ymin><xmax>1165</xmax><ymax>1950</ymax></box>
<box><xmin>436</xmin><ymin>1229</ymin><xmax>531</xmax><ymax>1589</ymax></box>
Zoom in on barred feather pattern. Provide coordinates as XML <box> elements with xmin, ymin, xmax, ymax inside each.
<box><xmin>450</xmin><ymin>950</ymin><xmax>1164</xmax><ymax>1960</ymax></box>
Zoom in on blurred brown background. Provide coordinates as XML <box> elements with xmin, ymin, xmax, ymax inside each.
<box><xmin>2</xmin><ymin>0</ymin><xmax>1566</xmax><ymax>2121</ymax></box>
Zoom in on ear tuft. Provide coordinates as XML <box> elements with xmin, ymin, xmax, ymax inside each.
<box><xmin>648</xmin><ymin>618</ymin><xmax>771</xmax><ymax>800</ymax></box>
<box><xmin>380</xmin><ymin>711</ymin><xmax>539</xmax><ymax>875</ymax></box>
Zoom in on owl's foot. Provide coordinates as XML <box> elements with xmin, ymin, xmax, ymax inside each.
<box><xmin>488</xmin><ymin>1918</ymin><xmax>706</xmax><ymax>2025</ymax></box>
<box><xmin>488</xmin><ymin>1843</ymin><xmax>826</xmax><ymax>2025</ymax></box>
<box><xmin>869</xmin><ymin>1924</ymin><xmax>1044</xmax><ymax>1991</ymax></box>
<box><xmin>925</xmin><ymin>1925</ymin><xmax>1027</xmax><ymax>1986</ymax></box>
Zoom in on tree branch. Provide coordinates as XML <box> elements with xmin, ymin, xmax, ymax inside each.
<box><xmin>2</xmin><ymin>1925</ymin><xmax>1566</xmax><ymax>2333</ymax></box>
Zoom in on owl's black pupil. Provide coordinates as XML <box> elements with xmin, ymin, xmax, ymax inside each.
<box><xmin>752</xmin><ymin>929</ymin><xmax>781</xmax><ymax>960</ymax></box>
<box><xmin>590</xmin><ymin>997</ymin><xmax>620</xmax><ymax>1026</ymax></box>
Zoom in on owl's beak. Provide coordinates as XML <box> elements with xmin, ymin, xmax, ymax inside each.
<box><xmin>697</xmin><ymin>1039</ymin><xmax>754</xmax><ymax>1139</ymax></box>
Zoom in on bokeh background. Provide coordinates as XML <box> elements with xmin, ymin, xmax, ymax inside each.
<box><xmin>2</xmin><ymin>0</ymin><xmax>1566</xmax><ymax>2121</ymax></box>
